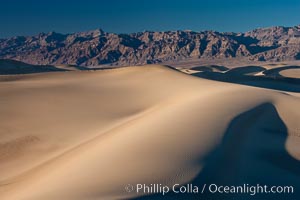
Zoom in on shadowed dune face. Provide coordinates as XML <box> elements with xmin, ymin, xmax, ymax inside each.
<box><xmin>226</xmin><ymin>66</ymin><xmax>266</xmax><ymax>76</ymax></box>
<box><xmin>263</xmin><ymin>66</ymin><xmax>300</xmax><ymax>79</ymax></box>
<box><xmin>0</xmin><ymin>59</ymin><xmax>68</xmax><ymax>74</ymax></box>
<box><xmin>0</xmin><ymin>65</ymin><xmax>299</xmax><ymax>200</ymax></box>
<box><xmin>190</xmin><ymin>65</ymin><xmax>229</xmax><ymax>72</ymax></box>
<box><xmin>134</xmin><ymin>103</ymin><xmax>300</xmax><ymax>200</ymax></box>
<box><xmin>192</xmin><ymin>103</ymin><xmax>300</xmax><ymax>200</ymax></box>
<box><xmin>187</xmin><ymin>65</ymin><xmax>300</xmax><ymax>92</ymax></box>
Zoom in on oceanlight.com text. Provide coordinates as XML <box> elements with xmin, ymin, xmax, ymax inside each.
<box><xmin>125</xmin><ymin>183</ymin><xmax>294</xmax><ymax>196</ymax></box>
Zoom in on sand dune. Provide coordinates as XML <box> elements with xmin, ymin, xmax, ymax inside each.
<box><xmin>0</xmin><ymin>65</ymin><xmax>300</xmax><ymax>199</ymax></box>
<box><xmin>279</xmin><ymin>68</ymin><xmax>300</xmax><ymax>79</ymax></box>
<box><xmin>0</xmin><ymin>59</ymin><xmax>68</xmax><ymax>75</ymax></box>
<box><xmin>184</xmin><ymin>64</ymin><xmax>300</xmax><ymax>92</ymax></box>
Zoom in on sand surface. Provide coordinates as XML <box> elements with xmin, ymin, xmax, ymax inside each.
<box><xmin>0</xmin><ymin>65</ymin><xmax>300</xmax><ymax>199</ymax></box>
<box><xmin>279</xmin><ymin>68</ymin><xmax>300</xmax><ymax>78</ymax></box>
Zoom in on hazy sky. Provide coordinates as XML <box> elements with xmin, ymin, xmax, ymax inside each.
<box><xmin>1</xmin><ymin>0</ymin><xmax>300</xmax><ymax>38</ymax></box>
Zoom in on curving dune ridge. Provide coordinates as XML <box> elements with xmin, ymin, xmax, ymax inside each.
<box><xmin>0</xmin><ymin>65</ymin><xmax>300</xmax><ymax>200</ymax></box>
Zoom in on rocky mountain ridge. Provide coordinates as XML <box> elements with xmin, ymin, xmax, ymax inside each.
<box><xmin>1</xmin><ymin>25</ymin><xmax>300</xmax><ymax>66</ymax></box>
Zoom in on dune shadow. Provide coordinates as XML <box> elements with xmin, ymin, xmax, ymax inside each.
<box><xmin>191</xmin><ymin>66</ymin><xmax>300</xmax><ymax>92</ymax></box>
<box><xmin>132</xmin><ymin>103</ymin><xmax>300</xmax><ymax>200</ymax></box>
<box><xmin>190</xmin><ymin>66</ymin><xmax>213</xmax><ymax>72</ymax></box>
<box><xmin>0</xmin><ymin>59</ymin><xmax>67</xmax><ymax>75</ymax></box>
<box><xmin>226</xmin><ymin>66</ymin><xmax>265</xmax><ymax>76</ymax></box>
<box><xmin>0</xmin><ymin>64</ymin><xmax>67</xmax><ymax>75</ymax></box>
<box><xmin>190</xmin><ymin>65</ymin><xmax>228</xmax><ymax>72</ymax></box>
<box><xmin>263</xmin><ymin>66</ymin><xmax>300</xmax><ymax>78</ymax></box>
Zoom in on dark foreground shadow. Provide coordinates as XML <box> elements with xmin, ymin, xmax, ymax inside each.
<box><xmin>191</xmin><ymin>65</ymin><xmax>300</xmax><ymax>92</ymax></box>
<box><xmin>132</xmin><ymin>103</ymin><xmax>300</xmax><ymax>200</ymax></box>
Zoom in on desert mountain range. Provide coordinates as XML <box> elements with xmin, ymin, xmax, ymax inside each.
<box><xmin>1</xmin><ymin>25</ymin><xmax>300</xmax><ymax>66</ymax></box>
